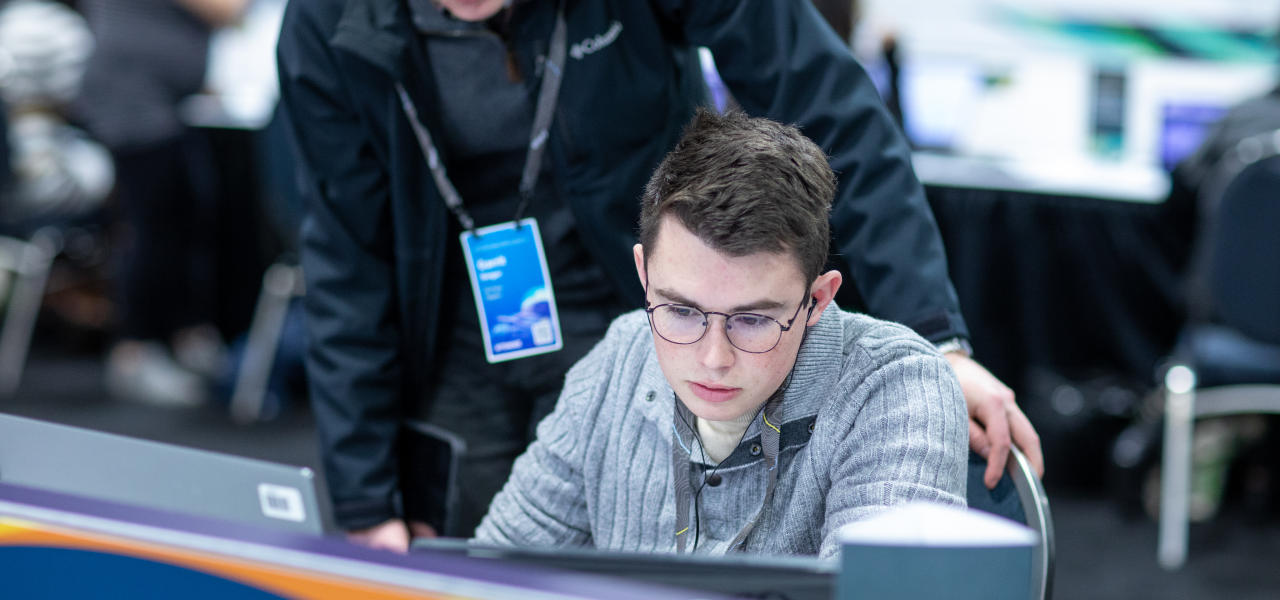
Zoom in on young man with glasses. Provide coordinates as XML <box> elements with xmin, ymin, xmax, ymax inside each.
<box><xmin>474</xmin><ymin>110</ymin><xmax>967</xmax><ymax>557</ymax></box>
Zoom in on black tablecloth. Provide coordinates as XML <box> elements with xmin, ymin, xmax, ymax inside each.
<box><xmin>925</xmin><ymin>182</ymin><xmax>1197</xmax><ymax>393</ymax></box>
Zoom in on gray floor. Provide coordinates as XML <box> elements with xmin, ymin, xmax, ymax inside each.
<box><xmin>1</xmin><ymin>353</ymin><xmax>321</xmax><ymax>471</ymax></box>
<box><xmin>1051</xmin><ymin>493</ymin><xmax>1280</xmax><ymax>600</ymax></box>
<box><xmin>3</xmin><ymin>350</ymin><xmax>1278</xmax><ymax>600</ymax></box>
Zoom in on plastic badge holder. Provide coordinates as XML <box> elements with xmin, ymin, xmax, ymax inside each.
<box><xmin>837</xmin><ymin>502</ymin><xmax>1038</xmax><ymax>600</ymax></box>
<box><xmin>460</xmin><ymin>219</ymin><xmax>563</xmax><ymax>363</ymax></box>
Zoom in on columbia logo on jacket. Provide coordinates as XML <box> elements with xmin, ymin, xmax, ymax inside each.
<box><xmin>570</xmin><ymin>21</ymin><xmax>623</xmax><ymax>59</ymax></box>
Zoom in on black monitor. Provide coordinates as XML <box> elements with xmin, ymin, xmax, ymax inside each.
<box><xmin>412</xmin><ymin>539</ymin><xmax>835</xmax><ymax>600</ymax></box>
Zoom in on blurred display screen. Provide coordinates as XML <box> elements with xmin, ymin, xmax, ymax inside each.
<box><xmin>900</xmin><ymin>61</ymin><xmax>984</xmax><ymax>150</ymax></box>
<box><xmin>863</xmin><ymin>0</ymin><xmax>1278</xmax><ymax>174</ymax></box>
<box><xmin>1161</xmin><ymin>104</ymin><xmax>1230</xmax><ymax>171</ymax></box>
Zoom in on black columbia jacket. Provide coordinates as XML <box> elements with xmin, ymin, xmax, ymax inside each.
<box><xmin>278</xmin><ymin>0</ymin><xmax>968</xmax><ymax>529</ymax></box>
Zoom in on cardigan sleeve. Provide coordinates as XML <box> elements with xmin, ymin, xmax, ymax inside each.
<box><xmin>818</xmin><ymin>336</ymin><xmax>969</xmax><ymax>558</ymax></box>
<box><xmin>472</xmin><ymin>319</ymin><xmax>632</xmax><ymax>547</ymax></box>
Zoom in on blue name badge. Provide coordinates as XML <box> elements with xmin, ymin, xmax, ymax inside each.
<box><xmin>460</xmin><ymin>219</ymin><xmax>563</xmax><ymax>363</ymax></box>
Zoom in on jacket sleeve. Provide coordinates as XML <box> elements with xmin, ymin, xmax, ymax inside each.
<box><xmin>278</xmin><ymin>0</ymin><xmax>404</xmax><ymax>530</ymax></box>
<box><xmin>661</xmin><ymin>0</ymin><xmax>968</xmax><ymax>342</ymax></box>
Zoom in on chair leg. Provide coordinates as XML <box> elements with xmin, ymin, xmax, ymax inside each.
<box><xmin>1158</xmin><ymin>365</ymin><xmax>1197</xmax><ymax>570</ymax></box>
<box><xmin>230</xmin><ymin>264</ymin><xmax>301</xmax><ymax>424</ymax></box>
<box><xmin>0</xmin><ymin>230</ymin><xmax>59</xmax><ymax>397</ymax></box>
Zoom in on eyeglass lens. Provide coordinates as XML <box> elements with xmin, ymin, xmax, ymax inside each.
<box><xmin>650</xmin><ymin>305</ymin><xmax>782</xmax><ymax>353</ymax></box>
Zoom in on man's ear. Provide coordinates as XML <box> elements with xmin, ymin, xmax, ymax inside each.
<box><xmin>633</xmin><ymin>244</ymin><xmax>647</xmax><ymax>291</ymax></box>
<box><xmin>806</xmin><ymin>270</ymin><xmax>843</xmax><ymax>326</ymax></box>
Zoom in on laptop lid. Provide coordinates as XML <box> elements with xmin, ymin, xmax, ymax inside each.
<box><xmin>0</xmin><ymin>412</ymin><xmax>323</xmax><ymax>535</ymax></box>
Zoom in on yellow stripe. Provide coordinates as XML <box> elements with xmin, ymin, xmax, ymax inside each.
<box><xmin>676</xmin><ymin>527</ymin><xmax>689</xmax><ymax>536</ymax></box>
<box><xmin>762</xmin><ymin>414</ymin><xmax>781</xmax><ymax>433</ymax></box>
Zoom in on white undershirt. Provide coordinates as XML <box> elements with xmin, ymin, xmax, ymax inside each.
<box><xmin>696</xmin><ymin>409</ymin><xmax>759</xmax><ymax>464</ymax></box>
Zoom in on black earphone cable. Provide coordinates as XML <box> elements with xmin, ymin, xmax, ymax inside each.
<box><xmin>684</xmin><ymin>401</ymin><xmax>765</xmax><ymax>553</ymax></box>
<box><xmin>680</xmin><ymin>294</ymin><xmax>814</xmax><ymax>553</ymax></box>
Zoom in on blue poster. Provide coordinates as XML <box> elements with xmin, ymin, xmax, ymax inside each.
<box><xmin>460</xmin><ymin>219</ymin><xmax>563</xmax><ymax>363</ymax></box>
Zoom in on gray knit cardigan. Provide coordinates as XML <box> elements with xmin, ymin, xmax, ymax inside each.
<box><xmin>474</xmin><ymin>305</ymin><xmax>967</xmax><ymax>558</ymax></box>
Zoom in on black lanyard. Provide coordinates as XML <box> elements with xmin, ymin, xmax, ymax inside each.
<box><xmin>395</xmin><ymin>3</ymin><xmax>568</xmax><ymax>235</ymax></box>
<box><xmin>672</xmin><ymin>390</ymin><xmax>784</xmax><ymax>554</ymax></box>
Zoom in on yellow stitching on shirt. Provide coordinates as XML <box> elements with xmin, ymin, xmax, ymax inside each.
<box><xmin>763</xmin><ymin>414</ymin><xmax>781</xmax><ymax>433</ymax></box>
<box><xmin>676</xmin><ymin>527</ymin><xmax>689</xmax><ymax>536</ymax></box>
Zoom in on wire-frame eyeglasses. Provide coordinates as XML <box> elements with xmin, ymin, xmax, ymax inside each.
<box><xmin>645</xmin><ymin>293</ymin><xmax>815</xmax><ymax>354</ymax></box>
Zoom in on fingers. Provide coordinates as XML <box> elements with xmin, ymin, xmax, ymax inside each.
<box><xmin>1007</xmin><ymin>403</ymin><xmax>1045</xmax><ymax>478</ymax></box>
<box><xmin>408</xmin><ymin>521</ymin><xmax>439</xmax><ymax>540</ymax></box>
<box><xmin>968</xmin><ymin>419</ymin><xmax>989</xmax><ymax>455</ymax></box>
<box><xmin>948</xmin><ymin>353</ymin><xmax>1028</xmax><ymax>489</ymax></box>
<box><xmin>968</xmin><ymin>417</ymin><xmax>1004</xmax><ymax>488</ymax></box>
<box><xmin>979</xmin><ymin>403</ymin><xmax>1011</xmax><ymax>484</ymax></box>
<box><xmin>346</xmin><ymin>518</ymin><xmax>410</xmax><ymax>554</ymax></box>
<box><xmin>983</xmin><ymin>434</ymin><xmax>1010</xmax><ymax>489</ymax></box>
<box><xmin>973</xmin><ymin>394</ymin><xmax>1011</xmax><ymax>490</ymax></box>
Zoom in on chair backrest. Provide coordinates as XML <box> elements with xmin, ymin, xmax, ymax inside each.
<box><xmin>967</xmin><ymin>448</ymin><xmax>1055</xmax><ymax>600</ymax></box>
<box><xmin>1008</xmin><ymin>448</ymin><xmax>1055</xmax><ymax>600</ymax></box>
<box><xmin>1211</xmin><ymin>152</ymin><xmax>1280</xmax><ymax>345</ymax></box>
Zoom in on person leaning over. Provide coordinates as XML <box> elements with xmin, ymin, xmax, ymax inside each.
<box><xmin>475</xmin><ymin>110</ymin><xmax>967</xmax><ymax>557</ymax></box>
<box><xmin>278</xmin><ymin>0</ymin><xmax>1037</xmax><ymax>552</ymax></box>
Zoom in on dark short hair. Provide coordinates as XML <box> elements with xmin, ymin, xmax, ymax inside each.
<box><xmin>640</xmin><ymin>109</ymin><xmax>835</xmax><ymax>286</ymax></box>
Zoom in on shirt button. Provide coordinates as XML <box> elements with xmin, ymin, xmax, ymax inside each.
<box><xmin>706</xmin><ymin>474</ymin><xmax>722</xmax><ymax>487</ymax></box>
<box><xmin>645</xmin><ymin>391</ymin><xmax>655</xmax><ymax>402</ymax></box>
<box><xmin>750</xmin><ymin>444</ymin><xmax>761</xmax><ymax>456</ymax></box>
<box><xmin>808</xmin><ymin>421</ymin><xmax>816</xmax><ymax>434</ymax></box>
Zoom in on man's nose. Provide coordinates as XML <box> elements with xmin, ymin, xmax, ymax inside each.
<box><xmin>697</xmin><ymin>316</ymin><xmax>736</xmax><ymax>370</ymax></box>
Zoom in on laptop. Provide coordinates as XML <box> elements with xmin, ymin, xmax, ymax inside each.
<box><xmin>413</xmin><ymin>539</ymin><xmax>836</xmax><ymax>600</ymax></box>
<box><xmin>0</xmin><ymin>412</ymin><xmax>324</xmax><ymax>535</ymax></box>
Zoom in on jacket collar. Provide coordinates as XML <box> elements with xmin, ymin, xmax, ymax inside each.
<box><xmin>636</xmin><ymin>302</ymin><xmax>845</xmax><ymax>429</ymax></box>
<box><xmin>331</xmin><ymin>0</ymin><xmax>411</xmax><ymax>77</ymax></box>
<box><xmin>405</xmin><ymin>0</ymin><xmax>489</xmax><ymax>33</ymax></box>
<box><xmin>333</xmin><ymin>0</ymin><xmax>534</xmax><ymax>75</ymax></box>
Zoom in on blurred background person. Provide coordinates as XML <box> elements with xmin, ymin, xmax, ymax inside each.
<box><xmin>75</xmin><ymin>0</ymin><xmax>249</xmax><ymax>407</ymax></box>
<box><xmin>0</xmin><ymin>0</ymin><xmax>111</xmax><ymax>232</ymax></box>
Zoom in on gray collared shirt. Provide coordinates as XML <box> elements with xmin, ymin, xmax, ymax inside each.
<box><xmin>475</xmin><ymin>304</ymin><xmax>968</xmax><ymax>558</ymax></box>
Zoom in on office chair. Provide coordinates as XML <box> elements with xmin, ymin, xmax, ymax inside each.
<box><xmin>1157</xmin><ymin>139</ymin><xmax>1280</xmax><ymax>569</ymax></box>
<box><xmin>968</xmin><ymin>447</ymin><xmax>1055</xmax><ymax>600</ymax></box>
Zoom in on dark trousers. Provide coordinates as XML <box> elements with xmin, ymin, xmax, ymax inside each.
<box><xmin>418</xmin><ymin>311</ymin><xmax>616</xmax><ymax>537</ymax></box>
<box><xmin>111</xmin><ymin>135</ymin><xmax>217</xmax><ymax>341</ymax></box>
<box><xmin>111</xmin><ymin>130</ymin><xmax>268</xmax><ymax>342</ymax></box>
